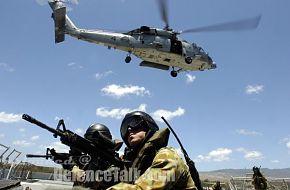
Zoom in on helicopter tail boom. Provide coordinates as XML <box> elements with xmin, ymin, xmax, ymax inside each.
<box><xmin>49</xmin><ymin>0</ymin><xmax>78</xmax><ymax>43</ymax></box>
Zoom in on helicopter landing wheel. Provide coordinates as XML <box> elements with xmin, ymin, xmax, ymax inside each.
<box><xmin>125</xmin><ymin>56</ymin><xmax>131</xmax><ymax>63</ymax></box>
<box><xmin>170</xmin><ymin>70</ymin><xmax>178</xmax><ymax>77</ymax></box>
<box><xmin>185</xmin><ymin>56</ymin><xmax>192</xmax><ymax>64</ymax></box>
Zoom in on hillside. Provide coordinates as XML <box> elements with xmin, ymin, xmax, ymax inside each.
<box><xmin>199</xmin><ymin>168</ymin><xmax>290</xmax><ymax>181</ymax></box>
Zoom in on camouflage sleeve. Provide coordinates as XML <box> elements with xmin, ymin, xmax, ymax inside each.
<box><xmin>106</xmin><ymin>147</ymin><xmax>196</xmax><ymax>190</ymax></box>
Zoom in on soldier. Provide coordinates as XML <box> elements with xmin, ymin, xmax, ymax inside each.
<box><xmin>212</xmin><ymin>181</ymin><xmax>222</xmax><ymax>190</ymax></box>
<box><xmin>84</xmin><ymin>123</ymin><xmax>113</xmax><ymax>140</ymax></box>
<box><xmin>72</xmin><ymin>123</ymin><xmax>116</xmax><ymax>189</ymax></box>
<box><xmin>106</xmin><ymin>111</ymin><xmax>196</xmax><ymax>190</ymax></box>
<box><xmin>252</xmin><ymin>166</ymin><xmax>267</xmax><ymax>190</ymax></box>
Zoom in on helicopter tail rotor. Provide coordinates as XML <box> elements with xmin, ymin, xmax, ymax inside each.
<box><xmin>49</xmin><ymin>1</ymin><xmax>66</xmax><ymax>43</ymax></box>
<box><xmin>49</xmin><ymin>0</ymin><xmax>79</xmax><ymax>43</ymax></box>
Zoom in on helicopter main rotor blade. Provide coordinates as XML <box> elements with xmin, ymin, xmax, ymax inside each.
<box><xmin>181</xmin><ymin>15</ymin><xmax>261</xmax><ymax>34</ymax></box>
<box><xmin>157</xmin><ymin>0</ymin><xmax>169</xmax><ymax>30</ymax></box>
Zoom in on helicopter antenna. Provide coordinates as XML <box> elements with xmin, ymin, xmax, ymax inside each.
<box><xmin>157</xmin><ymin>0</ymin><xmax>170</xmax><ymax>30</ymax></box>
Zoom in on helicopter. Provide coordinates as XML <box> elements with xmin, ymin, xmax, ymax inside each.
<box><xmin>48</xmin><ymin>0</ymin><xmax>261</xmax><ymax>77</ymax></box>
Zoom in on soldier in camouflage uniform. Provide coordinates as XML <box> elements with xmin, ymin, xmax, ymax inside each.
<box><xmin>106</xmin><ymin>111</ymin><xmax>196</xmax><ymax>190</ymax></box>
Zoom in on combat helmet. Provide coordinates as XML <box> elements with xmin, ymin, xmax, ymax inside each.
<box><xmin>85</xmin><ymin>123</ymin><xmax>112</xmax><ymax>141</ymax></box>
<box><xmin>120</xmin><ymin>111</ymin><xmax>159</xmax><ymax>147</ymax></box>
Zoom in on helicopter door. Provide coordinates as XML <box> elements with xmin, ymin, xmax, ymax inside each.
<box><xmin>170</xmin><ymin>39</ymin><xmax>182</xmax><ymax>55</ymax></box>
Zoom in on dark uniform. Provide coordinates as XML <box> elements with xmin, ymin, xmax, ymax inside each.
<box><xmin>72</xmin><ymin>123</ymin><xmax>115</xmax><ymax>189</ymax></box>
<box><xmin>252</xmin><ymin>167</ymin><xmax>267</xmax><ymax>190</ymax></box>
<box><xmin>212</xmin><ymin>181</ymin><xmax>222</xmax><ymax>190</ymax></box>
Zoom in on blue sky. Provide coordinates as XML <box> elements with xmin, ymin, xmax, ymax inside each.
<box><xmin>0</xmin><ymin>0</ymin><xmax>290</xmax><ymax>171</ymax></box>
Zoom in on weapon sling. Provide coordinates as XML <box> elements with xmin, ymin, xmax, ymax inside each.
<box><xmin>161</xmin><ymin>116</ymin><xmax>203</xmax><ymax>190</ymax></box>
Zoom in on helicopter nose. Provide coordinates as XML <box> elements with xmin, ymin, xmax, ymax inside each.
<box><xmin>211</xmin><ymin>63</ymin><xmax>217</xmax><ymax>69</ymax></box>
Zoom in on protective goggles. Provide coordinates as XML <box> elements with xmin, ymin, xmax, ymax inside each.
<box><xmin>121</xmin><ymin>117</ymin><xmax>147</xmax><ymax>139</ymax></box>
<box><xmin>84</xmin><ymin>131</ymin><xmax>100</xmax><ymax>141</ymax></box>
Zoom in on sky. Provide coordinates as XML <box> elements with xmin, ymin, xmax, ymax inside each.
<box><xmin>0</xmin><ymin>0</ymin><xmax>290</xmax><ymax>172</ymax></box>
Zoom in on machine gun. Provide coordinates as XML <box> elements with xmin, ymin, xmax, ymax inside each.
<box><xmin>27</xmin><ymin>148</ymin><xmax>69</xmax><ymax>160</ymax></box>
<box><xmin>26</xmin><ymin>148</ymin><xmax>84</xmax><ymax>170</ymax></box>
<box><xmin>22</xmin><ymin>114</ymin><xmax>124</xmax><ymax>170</ymax></box>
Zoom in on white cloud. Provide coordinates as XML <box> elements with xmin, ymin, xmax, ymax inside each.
<box><xmin>236</xmin><ymin>147</ymin><xmax>264</xmax><ymax>160</ymax></box>
<box><xmin>236</xmin><ymin>129</ymin><xmax>263</xmax><ymax>136</ymax></box>
<box><xmin>67</xmin><ymin>62</ymin><xmax>83</xmax><ymax>69</ymax></box>
<box><xmin>287</xmin><ymin>139</ymin><xmax>290</xmax><ymax>149</ymax></box>
<box><xmin>185</xmin><ymin>74</ymin><xmax>196</xmax><ymax>83</ymax></box>
<box><xmin>194</xmin><ymin>148</ymin><xmax>232</xmax><ymax>162</ymax></box>
<box><xmin>35</xmin><ymin>0</ymin><xmax>47</xmax><ymax>6</ymax></box>
<box><xmin>0</xmin><ymin>62</ymin><xmax>14</xmax><ymax>72</ymax></box>
<box><xmin>30</xmin><ymin>135</ymin><xmax>40</xmax><ymax>141</ymax></box>
<box><xmin>19</xmin><ymin>128</ymin><xmax>26</xmax><ymax>132</ymax></box>
<box><xmin>245</xmin><ymin>85</ymin><xmax>264</xmax><ymax>95</ymax></box>
<box><xmin>13</xmin><ymin>140</ymin><xmax>35</xmax><ymax>147</ymax></box>
<box><xmin>70</xmin><ymin>0</ymin><xmax>79</xmax><ymax>4</ymax></box>
<box><xmin>208</xmin><ymin>148</ymin><xmax>232</xmax><ymax>161</ymax></box>
<box><xmin>152</xmin><ymin>107</ymin><xmax>185</xmax><ymax>122</ymax></box>
<box><xmin>96</xmin><ymin>105</ymin><xmax>184</xmax><ymax>122</ymax></box>
<box><xmin>0</xmin><ymin>112</ymin><xmax>22</xmax><ymax>123</ymax></box>
<box><xmin>101</xmin><ymin>84</ymin><xmax>150</xmax><ymax>98</ymax></box>
<box><xmin>271</xmin><ymin>160</ymin><xmax>280</xmax><ymax>163</ymax></box>
<box><xmin>48</xmin><ymin>141</ymin><xmax>70</xmax><ymax>153</ymax></box>
<box><xmin>96</xmin><ymin>104</ymin><xmax>146</xmax><ymax>119</ymax></box>
<box><xmin>75</xmin><ymin>128</ymin><xmax>84</xmax><ymax>134</ymax></box>
<box><xmin>0</xmin><ymin>133</ymin><xmax>4</xmax><ymax>139</ymax></box>
<box><xmin>95</xmin><ymin>71</ymin><xmax>113</xmax><ymax>80</ymax></box>
<box><xmin>245</xmin><ymin>151</ymin><xmax>263</xmax><ymax>160</ymax></box>
<box><xmin>279</xmin><ymin>137</ymin><xmax>290</xmax><ymax>154</ymax></box>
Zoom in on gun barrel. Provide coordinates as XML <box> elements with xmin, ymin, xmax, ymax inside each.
<box><xmin>26</xmin><ymin>154</ymin><xmax>52</xmax><ymax>158</ymax></box>
<box><xmin>22</xmin><ymin>114</ymin><xmax>63</xmax><ymax>137</ymax></box>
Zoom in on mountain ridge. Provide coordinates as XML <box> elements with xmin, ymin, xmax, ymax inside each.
<box><xmin>199</xmin><ymin>168</ymin><xmax>290</xmax><ymax>181</ymax></box>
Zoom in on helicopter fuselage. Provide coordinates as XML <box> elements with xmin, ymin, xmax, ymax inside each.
<box><xmin>70</xmin><ymin>26</ymin><xmax>216</xmax><ymax>71</ymax></box>
<box><xmin>49</xmin><ymin>1</ymin><xmax>216</xmax><ymax>77</ymax></box>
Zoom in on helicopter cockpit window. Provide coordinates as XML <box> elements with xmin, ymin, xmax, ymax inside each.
<box><xmin>127</xmin><ymin>29</ymin><xmax>139</xmax><ymax>34</ymax></box>
<box><xmin>199</xmin><ymin>47</ymin><xmax>205</xmax><ymax>53</ymax></box>
<box><xmin>140</xmin><ymin>26</ymin><xmax>151</xmax><ymax>33</ymax></box>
